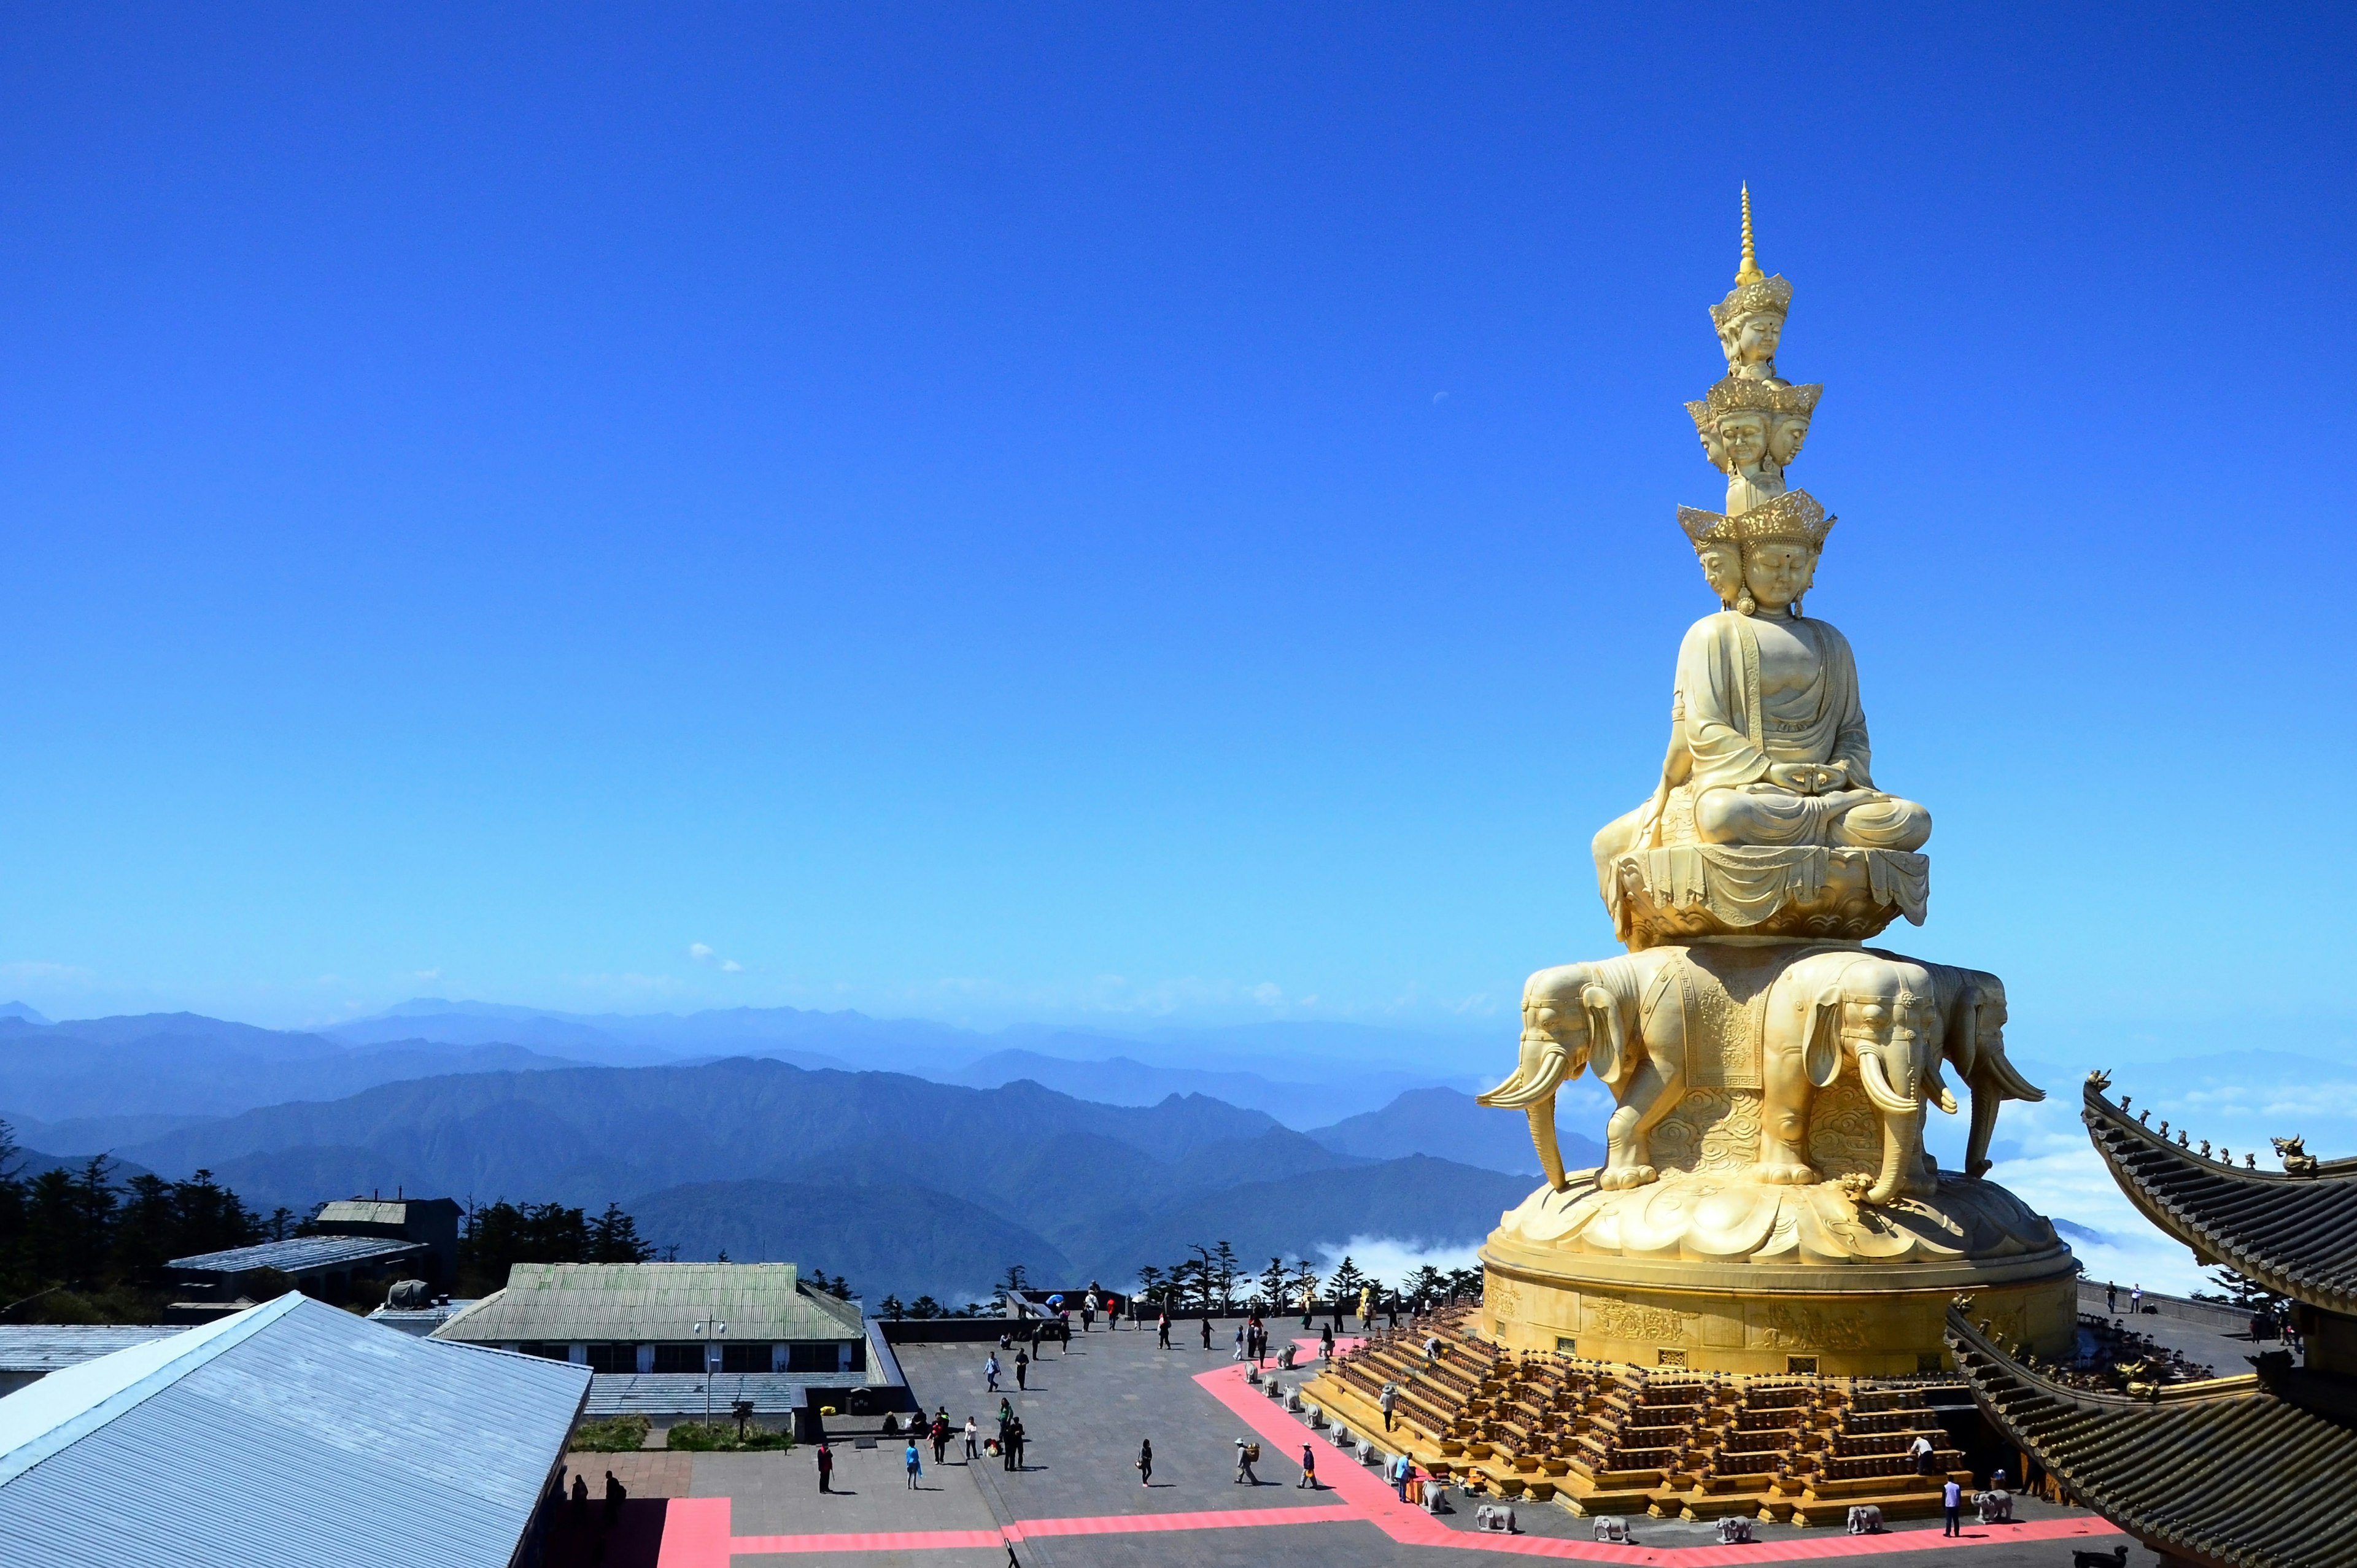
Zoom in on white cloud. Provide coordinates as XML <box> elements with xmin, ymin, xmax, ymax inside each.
<box><xmin>1312</xmin><ymin>1235</ymin><xmax>1485</xmax><ymax>1288</ymax></box>
<box><xmin>688</xmin><ymin>943</ymin><xmax>715</xmax><ymax>962</ymax></box>
<box><xmin>721</xmin><ymin>960</ymin><xmax>743</xmax><ymax>973</ymax></box>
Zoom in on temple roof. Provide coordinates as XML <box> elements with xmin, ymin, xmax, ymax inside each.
<box><xmin>1945</xmin><ymin>1304</ymin><xmax>2357</xmax><ymax>1568</ymax></box>
<box><xmin>2084</xmin><ymin>1075</ymin><xmax>2357</xmax><ymax>1316</ymax></box>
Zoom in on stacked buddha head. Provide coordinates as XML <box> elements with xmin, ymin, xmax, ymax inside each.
<box><xmin>1590</xmin><ymin>188</ymin><xmax>1931</xmax><ymax>948</ymax></box>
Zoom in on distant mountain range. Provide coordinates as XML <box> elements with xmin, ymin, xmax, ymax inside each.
<box><xmin>0</xmin><ymin>1013</ymin><xmax>582</xmax><ymax>1125</ymax></box>
<box><xmin>0</xmin><ymin>998</ymin><xmax>1496</xmax><ymax>1131</ymax></box>
<box><xmin>0</xmin><ymin>997</ymin><xmax>1568</xmax><ymax>1298</ymax></box>
<box><xmin>83</xmin><ymin>1057</ymin><xmax>1538</xmax><ymax>1297</ymax></box>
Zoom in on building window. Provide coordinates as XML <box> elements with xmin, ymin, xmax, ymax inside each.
<box><xmin>586</xmin><ymin>1343</ymin><xmax>636</xmax><ymax>1374</ymax></box>
<box><xmin>1555</xmin><ymin>1337</ymin><xmax>1576</xmax><ymax>1354</ymax></box>
<box><xmin>652</xmin><ymin>1344</ymin><xmax>706</xmax><ymax>1374</ymax></box>
<box><xmin>1786</xmin><ymin>1355</ymin><xmax>1819</xmax><ymax>1375</ymax></box>
<box><xmin>521</xmin><ymin>1343</ymin><xmax>571</xmax><ymax>1361</ymax></box>
<box><xmin>720</xmin><ymin>1343</ymin><xmax>773</xmax><ymax>1373</ymax></box>
<box><xmin>785</xmin><ymin>1342</ymin><xmax>838</xmax><ymax>1373</ymax></box>
<box><xmin>848</xmin><ymin>1338</ymin><xmax>865</xmax><ymax>1372</ymax></box>
<box><xmin>1656</xmin><ymin>1347</ymin><xmax>1687</xmax><ymax>1367</ymax></box>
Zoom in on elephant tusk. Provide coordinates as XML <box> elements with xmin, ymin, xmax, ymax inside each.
<box><xmin>1477</xmin><ymin>1043</ymin><xmax>1568</xmax><ymax>1110</ymax></box>
<box><xmin>1983</xmin><ymin>1048</ymin><xmax>2046</xmax><ymax>1103</ymax></box>
<box><xmin>1936</xmin><ymin>1085</ymin><xmax>1960</xmax><ymax>1115</ymax></box>
<box><xmin>1859</xmin><ymin>1051</ymin><xmax>1918</xmax><ymax>1116</ymax></box>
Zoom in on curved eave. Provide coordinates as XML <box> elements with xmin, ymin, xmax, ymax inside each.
<box><xmin>1945</xmin><ymin>1305</ymin><xmax>2357</xmax><ymax>1568</ymax></box>
<box><xmin>2083</xmin><ymin>1081</ymin><xmax>2357</xmax><ymax>1317</ymax></box>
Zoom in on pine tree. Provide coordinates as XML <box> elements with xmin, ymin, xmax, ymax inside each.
<box><xmin>1258</xmin><ymin>1256</ymin><xmax>1288</xmax><ymax>1311</ymax></box>
<box><xmin>589</xmin><ymin>1203</ymin><xmax>654</xmax><ymax>1263</ymax></box>
<box><xmin>1329</xmin><ymin>1256</ymin><xmax>1369</xmax><ymax>1303</ymax></box>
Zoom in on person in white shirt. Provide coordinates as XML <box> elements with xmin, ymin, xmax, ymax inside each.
<box><xmin>1942</xmin><ymin>1477</ymin><xmax>1962</xmax><ymax>1535</ymax></box>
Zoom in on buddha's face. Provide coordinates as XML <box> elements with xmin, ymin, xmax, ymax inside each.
<box><xmin>1768</xmin><ymin>417</ymin><xmax>1808</xmax><ymax>466</ymax></box>
<box><xmin>1695</xmin><ymin>542</ymin><xmax>1741</xmax><ymax>604</ymax></box>
<box><xmin>1743</xmin><ymin>541</ymin><xmax>1816</xmax><ymax>611</ymax></box>
<box><xmin>1721</xmin><ymin>311</ymin><xmax>1781</xmax><ymax>369</ymax></box>
<box><xmin>1717</xmin><ymin>414</ymin><xmax>1767</xmax><ymax>469</ymax></box>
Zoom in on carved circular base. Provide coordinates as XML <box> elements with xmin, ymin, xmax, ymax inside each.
<box><xmin>1608</xmin><ymin>844</ymin><xmax>1928</xmax><ymax>951</ymax></box>
<box><xmin>1478</xmin><ymin>1170</ymin><xmax>2078</xmax><ymax>1375</ymax></box>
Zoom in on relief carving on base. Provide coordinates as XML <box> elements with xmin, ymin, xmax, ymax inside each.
<box><xmin>1749</xmin><ymin>1302</ymin><xmax>1871</xmax><ymax>1350</ymax></box>
<box><xmin>1586</xmin><ymin>1299</ymin><xmax>1695</xmax><ymax>1343</ymax></box>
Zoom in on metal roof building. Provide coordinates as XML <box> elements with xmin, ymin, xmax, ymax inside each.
<box><xmin>435</xmin><ymin>1261</ymin><xmax>864</xmax><ymax>1345</ymax></box>
<box><xmin>171</xmin><ymin>1233</ymin><xmax>432</xmax><ymax>1278</ymax></box>
<box><xmin>0</xmin><ymin>1326</ymin><xmax>180</xmax><ymax>1397</ymax></box>
<box><xmin>0</xmin><ymin>1292</ymin><xmax>591</xmax><ymax>1568</ymax></box>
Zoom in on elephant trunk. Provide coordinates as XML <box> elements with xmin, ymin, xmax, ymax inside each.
<box><xmin>1859</xmin><ymin>1043</ymin><xmax>1929</xmax><ymax>1204</ymax></box>
<box><xmin>1527</xmin><ymin>1100</ymin><xmax>1569</xmax><ymax>1192</ymax></box>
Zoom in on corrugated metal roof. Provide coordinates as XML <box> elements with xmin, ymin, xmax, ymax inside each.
<box><xmin>436</xmin><ymin>1262</ymin><xmax>862</xmax><ymax>1344</ymax></box>
<box><xmin>169</xmin><ymin>1234</ymin><xmax>428</xmax><ymax>1276</ymax></box>
<box><xmin>0</xmin><ymin>1327</ymin><xmax>182</xmax><ymax>1373</ymax></box>
<box><xmin>0</xmin><ymin>1292</ymin><xmax>590</xmax><ymax>1568</ymax></box>
<box><xmin>314</xmin><ymin>1200</ymin><xmax>415</xmax><ymax>1227</ymax></box>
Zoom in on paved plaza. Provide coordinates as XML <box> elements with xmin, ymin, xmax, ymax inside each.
<box><xmin>559</xmin><ymin>1322</ymin><xmax>2172</xmax><ymax>1568</ymax></box>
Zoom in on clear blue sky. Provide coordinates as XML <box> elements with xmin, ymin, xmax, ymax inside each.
<box><xmin>0</xmin><ymin>4</ymin><xmax>2348</xmax><ymax>1050</ymax></box>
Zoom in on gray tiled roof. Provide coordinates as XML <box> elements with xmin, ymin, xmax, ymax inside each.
<box><xmin>2086</xmin><ymin>1078</ymin><xmax>2357</xmax><ymax>1315</ymax></box>
<box><xmin>1947</xmin><ymin>1303</ymin><xmax>2357</xmax><ymax>1568</ymax></box>
<box><xmin>583</xmin><ymin>1372</ymin><xmax>872</xmax><ymax>1416</ymax></box>
<box><xmin>0</xmin><ymin>1293</ymin><xmax>590</xmax><ymax>1568</ymax></box>
<box><xmin>169</xmin><ymin>1234</ymin><xmax>429</xmax><ymax>1276</ymax></box>
<box><xmin>435</xmin><ymin>1262</ymin><xmax>862</xmax><ymax>1345</ymax></box>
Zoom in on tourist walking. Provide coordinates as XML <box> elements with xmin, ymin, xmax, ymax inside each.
<box><xmin>1232</xmin><ymin>1324</ymin><xmax>1246</xmax><ymax>1361</ymax></box>
<box><xmin>1297</xmin><ymin>1442</ymin><xmax>1319</xmax><ymax>1489</ymax></box>
<box><xmin>1010</xmin><ymin>1418</ymin><xmax>1027</xmax><ymax>1471</ymax></box>
<box><xmin>815</xmin><ymin>1440</ymin><xmax>834</xmax><ymax>1493</ymax></box>
<box><xmin>1015</xmin><ymin>1349</ymin><xmax>1029</xmax><ymax>1389</ymax></box>
<box><xmin>2105</xmin><ymin>1280</ymin><xmax>2118</xmax><ymax>1314</ymax></box>
<box><xmin>2131</xmin><ymin>1283</ymin><xmax>2143</xmax><ymax>1314</ymax></box>
<box><xmin>1942</xmin><ymin>1477</ymin><xmax>1962</xmax><ymax>1535</ymax></box>
<box><xmin>1320</xmin><ymin>1323</ymin><xmax>1335</xmax><ymax>1362</ymax></box>
<box><xmin>931</xmin><ymin>1408</ymin><xmax>950</xmax><ymax>1465</ymax></box>
<box><xmin>1199</xmin><ymin>1316</ymin><xmax>1212</xmax><ymax>1350</ymax></box>
<box><xmin>905</xmin><ymin>1440</ymin><xmax>923</xmax><ymax>1489</ymax></box>
<box><xmin>986</xmin><ymin>1352</ymin><xmax>1000</xmax><ymax>1392</ymax></box>
<box><xmin>602</xmin><ymin>1470</ymin><xmax>626</xmax><ymax>1529</ymax></box>
<box><xmin>1379</xmin><ymin>1381</ymin><xmax>1398</xmax><ymax>1432</ymax></box>
<box><xmin>964</xmin><ymin>1416</ymin><xmax>980</xmax><ymax>1461</ymax></box>
<box><xmin>1136</xmin><ymin>1438</ymin><xmax>1153</xmax><ymax>1486</ymax></box>
<box><xmin>1233</xmin><ymin>1439</ymin><xmax>1258</xmax><ymax>1485</ymax></box>
<box><xmin>1158</xmin><ymin>1312</ymin><xmax>1172</xmax><ymax>1349</ymax></box>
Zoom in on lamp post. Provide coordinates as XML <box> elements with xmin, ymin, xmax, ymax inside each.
<box><xmin>695</xmin><ymin>1316</ymin><xmax>727</xmax><ymax>1428</ymax></box>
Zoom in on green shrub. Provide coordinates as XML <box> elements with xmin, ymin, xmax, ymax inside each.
<box><xmin>664</xmin><ymin>1419</ymin><xmax>792</xmax><ymax>1451</ymax></box>
<box><xmin>569</xmin><ymin>1415</ymin><xmax>652</xmax><ymax>1453</ymax></box>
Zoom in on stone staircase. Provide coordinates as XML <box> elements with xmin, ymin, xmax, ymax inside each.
<box><xmin>1302</xmin><ymin>1307</ymin><xmax>1969</xmax><ymax>1525</ymax></box>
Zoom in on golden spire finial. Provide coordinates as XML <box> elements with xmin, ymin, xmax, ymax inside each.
<box><xmin>1735</xmin><ymin>183</ymin><xmax>1764</xmax><ymax>286</ymax></box>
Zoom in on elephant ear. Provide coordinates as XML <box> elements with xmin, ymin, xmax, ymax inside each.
<box><xmin>1803</xmin><ymin>984</ymin><xmax>1843</xmax><ymax>1089</ymax></box>
<box><xmin>1581</xmin><ymin>984</ymin><xmax>1626</xmax><ymax>1087</ymax></box>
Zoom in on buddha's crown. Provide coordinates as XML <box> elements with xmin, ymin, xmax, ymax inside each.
<box><xmin>1684</xmin><ymin>376</ymin><xmax>1821</xmax><ymax>431</ymax></box>
<box><xmin>1709</xmin><ymin>185</ymin><xmax>1793</xmax><ymax>328</ymax></box>
<box><xmin>1678</xmin><ymin>489</ymin><xmax>1835</xmax><ymax>551</ymax></box>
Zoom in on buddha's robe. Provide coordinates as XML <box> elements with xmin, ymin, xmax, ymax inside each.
<box><xmin>1592</xmin><ymin>610</ymin><xmax>1929</xmax><ymax>898</ymax></box>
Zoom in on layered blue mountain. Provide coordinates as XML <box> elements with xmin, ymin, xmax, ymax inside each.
<box><xmin>106</xmin><ymin>1058</ymin><xmax>1532</xmax><ymax>1299</ymax></box>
